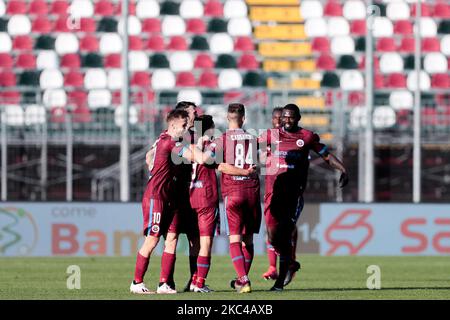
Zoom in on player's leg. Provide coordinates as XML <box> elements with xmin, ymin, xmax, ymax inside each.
<box><xmin>157</xmin><ymin>231</ymin><xmax>178</xmax><ymax>294</ymax></box>
<box><xmin>270</xmin><ymin>224</ymin><xmax>293</xmax><ymax>291</ymax></box>
<box><xmin>242</xmin><ymin>234</ymin><xmax>254</xmax><ymax>275</ymax></box>
<box><xmin>131</xmin><ymin>235</ymin><xmax>159</xmax><ymax>294</ymax></box>
<box><xmin>184</xmin><ymin>231</ymin><xmax>200</xmax><ymax>292</ymax></box>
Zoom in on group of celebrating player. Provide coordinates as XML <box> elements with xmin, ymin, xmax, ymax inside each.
<box><xmin>130</xmin><ymin>101</ymin><xmax>349</xmax><ymax>294</ymax></box>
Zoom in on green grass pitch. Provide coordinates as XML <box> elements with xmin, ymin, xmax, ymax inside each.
<box><xmin>1</xmin><ymin>255</ymin><xmax>450</xmax><ymax>300</ymax></box>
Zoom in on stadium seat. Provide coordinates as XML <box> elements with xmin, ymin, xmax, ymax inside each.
<box><xmin>238</xmin><ymin>54</ymin><xmax>259</xmax><ymax>70</ymax></box>
<box><xmin>227</xmin><ymin>18</ymin><xmax>252</xmax><ymax>37</ymax></box>
<box><xmin>207</xmin><ymin>18</ymin><xmax>228</xmax><ymax>33</ymax></box>
<box><xmin>36</xmin><ymin>51</ymin><xmax>58</xmax><ymax>69</ymax></box>
<box><xmin>24</xmin><ymin>105</ymin><xmax>46</xmax><ymax>126</ymax></box>
<box><xmin>0</xmin><ymin>71</ymin><xmax>16</xmax><ymax>86</ymax></box>
<box><xmin>78</xmin><ymin>17</ymin><xmax>96</xmax><ymax>33</ymax></box>
<box><xmin>424</xmin><ymin>53</ymin><xmax>448</xmax><ymax>74</ymax></box>
<box><xmin>324</xmin><ymin>0</ymin><xmax>343</xmax><ymax>17</ymax></box>
<box><xmin>118</xmin><ymin>16</ymin><xmax>142</xmax><ymax>36</ymax></box>
<box><xmin>55</xmin><ymin>33</ymin><xmax>79</xmax><ymax>55</ymax></box>
<box><xmin>316</xmin><ymin>54</ymin><xmax>336</xmax><ymax>70</ymax></box>
<box><xmin>104</xmin><ymin>53</ymin><xmax>121</xmax><ymax>68</ymax></box>
<box><xmin>69</xmin><ymin>0</ymin><xmax>94</xmax><ymax>18</ymax></box>
<box><xmin>160</xmin><ymin>1</ymin><xmax>180</xmax><ymax>15</ymax></box>
<box><xmin>141</xmin><ymin>18</ymin><xmax>161</xmax><ymax>33</ymax></box>
<box><xmin>3</xmin><ymin>105</ymin><xmax>24</xmax><ymax>126</ymax></box>
<box><xmin>440</xmin><ymin>36</ymin><xmax>450</xmax><ymax>55</ymax></box>
<box><xmin>176</xmin><ymin>71</ymin><xmax>196</xmax><ymax>87</ymax></box>
<box><xmin>197</xmin><ymin>71</ymin><xmax>218</xmax><ymax>88</ymax></box>
<box><xmin>431</xmin><ymin>74</ymin><xmax>449</xmax><ymax>89</ymax></box>
<box><xmin>79</xmin><ymin>35</ymin><xmax>100</xmax><ymax>52</ymax></box>
<box><xmin>64</xmin><ymin>70</ymin><xmax>84</xmax><ymax>87</ymax></box>
<box><xmin>72</xmin><ymin>106</ymin><xmax>92</xmax><ymax>123</ymax></box>
<box><xmin>210</xmin><ymin>33</ymin><xmax>234</xmax><ymax>54</ymax></box>
<box><xmin>169</xmin><ymin>52</ymin><xmax>194</xmax><ymax>72</ymax></box>
<box><xmin>411</xmin><ymin>3</ymin><xmax>431</xmax><ymax>17</ymax></box>
<box><xmin>7</xmin><ymin>15</ymin><xmax>31</xmax><ymax>36</ymax></box>
<box><xmin>340</xmin><ymin>70</ymin><xmax>364</xmax><ymax>91</ymax></box>
<box><xmin>386</xmin><ymin>2</ymin><xmax>409</xmax><ymax>21</ymax></box>
<box><xmin>34</xmin><ymin>35</ymin><xmax>55</xmax><ymax>50</ymax></box>
<box><xmin>167</xmin><ymin>36</ymin><xmax>188</xmax><ymax>51</ymax></box>
<box><xmin>50</xmin><ymin>1</ymin><xmax>69</xmax><ymax>15</ymax></box>
<box><xmin>6</xmin><ymin>0</ymin><xmax>27</xmax><ymax>14</ymax></box>
<box><xmin>16</xmin><ymin>53</ymin><xmax>36</xmax><ymax>69</ymax></box>
<box><xmin>434</xmin><ymin>3</ymin><xmax>450</xmax><ymax>19</ymax></box>
<box><xmin>300</xmin><ymin>0</ymin><xmax>323</xmax><ymax>19</ymax></box>
<box><xmin>151</xmin><ymin>69</ymin><xmax>175</xmax><ymax>90</ymax></box>
<box><xmin>394</xmin><ymin>20</ymin><xmax>413</xmax><ymax>36</ymax></box>
<box><xmin>204</xmin><ymin>0</ymin><xmax>224</xmax><ymax>17</ymax></box>
<box><xmin>377</xmin><ymin>37</ymin><xmax>396</xmax><ymax>52</ymax></box>
<box><xmin>337</xmin><ymin>55</ymin><xmax>358</xmax><ymax>69</ymax></box>
<box><xmin>243</xmin><ymin>71</ymin><xmax>265</xmax><ymax>87</ymax></box>
<box><xmin>146</xmin><ymin>35</ymin><xmax>165</xmax><ymax>51</ymax></box>
<box><xmin>350</xmin><ymin>20</ymin><xmax>366</xmax><ymax>36</ymax></box>
<box><xmin>40</xmin><ymin>69</ymin><xmax>64</xmax><ymax>89</ymax></box>
<box><xmin>398</xmin><ymin>37</ymin><xmax>415</xmax><ymax>53</ymax></box>
<box><xmin>328</xmin><ymin>17</ymin><xmax>350</xmax><ymax>37</ymax></box>
<box><xmin>107</xmin><ymin>69</ymin><xmax>123</xmax><ymax>90</ymax></box>
<box><xmin>320</xmin><ymin>72</ymin><xmax>340</xmax><ymax>88</ymax></box>
<box><xmin>97</xmin><ymin>17</ymin><xmax>118</xmax><ymax>33</ymax></box>
<box><xmin>218</xmin><ymin>69</ymin><xmax>242</xmax><ymax>89</ymax></box>
<box><xmin>28</xmin><ymin>1</ymin><xmax>48</xmax><ymax>16</ymax></box>
<box><xmin>418</xmin><ymin>18</ymin><xmax>437</xmax><ymax>37</ymax></box>
<box><xmin>129</xmin><ymin>51</ymin><xmax>149</xmax><ymax>71</ymax></box>
<box><xmin>234</xmin><ymin>36</ymin><xmax>255</xmax><ymax>52</ymax></box>
<box><xmin>84</xmin><ymin>69</ymin><xmax>107</xmax><ymax>89</ymax></box>
<box><xmin>186</xmin><ymin>18</ymin><xmax>206</xmax><ymax>34</ymax></box>
<box><xmin>386</xmin><ymin>73</ymin><xmax>407</xmax><ymax>88</ymax></box>
<box><xmin>343</xmin><ymin>0</ymin><xmax>365</xmax><ymax>20</ymax></box>
<box><xmin>149</xmin><ymin>53</ymin><xmax>170</xmax><ymax>68</ymax></box>
<box><xmin>403</xmin><ymin>55</ymin><xmax>423</xmax><ymax>70</ymax></box>
<box><xmin>331</xmin><ymin>36</ymin><xmax>355</xmax><ymax>55</ymax></box>
<box><xmin>407</xmin><ymin>71</ymin><xmax>431</xmax><ymax>91</ymax></box>
<box><xmin>373</xmin><ymin>106</ymin><xmax>396</xmax><ymax>129</ymax></box>
<box><xmin>373</xmin><ymin>17</ymin><xmax>393</xmax><ymax>38</ymax></box>
<box><xmin>129</xmin><ymin>36</ymin><xmax>144</xmax><ymax>51</ymax></box>
<box><xmin>94</xmin><ymin>0</ymin><xmax>116</xmax><ymax>16</ymax></box>
<box><xmin>43</xmin><ymin>89</ymin><xmax>67</xmax><ymax>107</ymax></box>
<box><xmin>88</xmin><ymin>89</ymin><xmax>112</xmax><ymax>109</ymax></box>
<box><xmin>374</xmin><ymin>73</ymin><xmax>385</xmax><ymax>89</ymax></box>
<box><xmin>136</xmin><ymin>0</ymin><xmax>159</xmax><ymax>18</ymax></box>
<box><xmin>177</xmin><ymin>89</ymin><xmax>202</xmax><ymax>106</ymax></box>
<box><xmin>99</xmin><ymin>34</ymin><xmax>122</xmax><ymax>54</ymax></box>
<box><xmin>190</xmin><ymin>36</ymin><xmax>209</xmax><ymax>50</ymax></box>
<box><xmin>114</xmin><ymin>105</ymin><xmax>138</xmax><ymax>127</ymax></box>
<box><xmin>215</xmin><ymin>54</ymin><xmax>237</xmax><ymax>69</ymax></box>
<box><xmin>180</xmin><ymin>0</ymin><xmax>204</xmax><ymax>18</ymax></box>
<box><xmin>380</xmin><ymin>53</ymin><xmax>403</xmax><ymax>73</ymax></box>
<box><xmin>0</xmin><ymin>17</ymin><xmax>7</xmax><ymax>32</ymax></box>
<box><xmin>438</xmin><ymin>20</ymin><xmax>450</xmax><ymax>35</ymax></box>
<box><xmin>224</xmin><ymin>0</ymin><xmax>247</xmax><ymax>19</ymax></box>
<box><xmin>12</xmin><ymin>35</ymin><xmax>33</xmax><ymax>51</ymax></box>
<box><xmin>131</xmin><ymin>71</ymin><xmax>151</xmax><ymax>87</ymax></box>
<box><xmin>82</xmin><ymin>53</ymin><xmax>103</xmax><ymax>68</ymax></box>
<box><xmin>389</xmin><ymin>90</ymin><xmax>413</xmax><ymax>110</ymax></box>
<box><xmin>31</xmin><ymin>16</ymin><xmax>52</xmax><ymax>33</ymax></box>
<box><xmin>305</xmin><ymin>18</ymin><xmax>327</xmax><ymax>37</ymax></box>
<box><xmin>422</xmin><ymin>38</ymin><xmax>441</xmax><ymax>52</ymax></box>
<box><xmin>194</xmin><ymin>53</ymin><xmax>214</xmax><ymax>69</ymax></box>
<box><xmin>0</xmin><ymin>53</ymin><xmax>13</xmax><ymax>68</ymax></box>
<box><xmin>68</xmin><ymin>90</ymin><xmax>88</xmax><ymax>108</ymax></box>
<box><xmin>49</xmin><ymin>107</ymin><xmax>67</xmax><ymax>123</ymax></box>
<box><xmin>311</xmin><ymin>37</ymin><xmax>330</xmax><ymax>53</ymax></box>
<box><xmin>161</xmin><ymin>16</ymin><xmax>185</xmax><ymax>36</ymax></box>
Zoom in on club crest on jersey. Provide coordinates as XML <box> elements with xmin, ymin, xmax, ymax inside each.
<box><xmin>296</xmin><ymin>139</ymin><xmax>305</xmax><ymax>147</ymax></box>
<box><xmin>151</xmin><ymin>225</ymin><xmax>160</xmax><ymax>233</ymax></box>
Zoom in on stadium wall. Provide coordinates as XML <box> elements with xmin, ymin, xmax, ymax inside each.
<box><xmin>0</xmin><ymin>202</ymin><xmax>449</xmax><ymax>257</ymax></box>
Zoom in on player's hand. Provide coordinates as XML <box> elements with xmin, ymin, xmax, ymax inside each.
<box><xmin>247</xmin><ymin>165</ymin><xmax>259</xmax><ymax>177</ymax></box>
<box><xmin>339</xmin><ymin>172</ymin><xmax>349</xmax><ymax>188</ymax></box>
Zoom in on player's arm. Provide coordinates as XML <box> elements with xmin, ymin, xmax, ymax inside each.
<box><xmin>319</xmin><ymin>148</ymin><xmax>348</xmax><ymax>188</ymax></box>
<box><xmin>217</xmin><ymin>163</ymin><xmax>257</xmax><ymax>176</ymax></box>
<box><xmin>145</xmin><ymin>146</ymin><xmax>156</xmax><ymax>171</ymax></box>
<box><xmin>180</xmin><ymin>144</ymin><xmax>214</xmax><ymax>165</ymax></box>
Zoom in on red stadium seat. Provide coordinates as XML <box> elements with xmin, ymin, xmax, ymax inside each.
<box><xmin>204</xmin><ymin>0</ymin><xmax>224</xmax><ymax>17</ymax></box>
<box><xmin>348</xmin><ymin>91</ymin><xmax>365</xmax><ymax>106</ymax></box>
<box><xmin>141</xmin><ymin>18</ymin><xmax>161</xmax><ymax>34</ymax></box>
<box><xmin>60</xmin><ymin>53</ymin><xmax>82</xmax><ymax>69</ymax></box>
<box><xmin>197</xmin><ymin>71</ymin><xmax>218</xmax><ymax>88</ymax></box>
<box><xmin>234</xmin><ymin>36</ymin><xmax>255</xmax><ymax>52</ymax></box>
<box><xmin>1</xmin><ymin>90</ymin><xmax>21</xmax><ymax>104</ymax></box>
<box><xmin>422</xmin><ymin>107</ymin><xmax>438</xmax><ymax>126</ymax></box>
<box><xmin>0</xmin><ymin>53</ymin><xmax>14</xmax><ymax>68</ymax></box>
<box><xmin>32</xmin><ymin>16</ymin><xmax>53</xmax><ymax>33</ymax></box>
<box><xmin>29</xmin><ymin>0</ymin><xmax>48</xmax><ymax>15</ymax></box>
<box><xmin>359</xmin><ymin>56</ymin><xmax>380</xmax><ymax>71</ymax></box>
<box><xmin>398</xmin><ymin>38</ymin><xmax>415</xmax><ymax>53</ymax></box>
<box><xmin>238</xmin><ymin>54</ymin><xmax>259</xmax><ymax>70</ymax></box>
<box><xmin>411</xmin><ymin>3</ymin><xmax>431</xmax><ymax>17</ymax></box>
<box><xmin>104</xmin><ymin>54</ymin><xmax>121</xmax><ymax>68</ymax></box>
<box><xmin>6</xmin><ymin>0</ymin><xmax>27</xmax><ymax>14</ymax></box>
<box><xmin>167</xmin><ymin>36</ymin><xmax>188</xmax><ymax>51</ymax></box>
<box><xmin>79</xmin><ymin>35</ymin><xmax>99</xmax><ymax>52</ymax></box>
<box><xmin>422</xmin><ymin>38</ymin><xmax>440</xmax><ymax>52</ymax></box>
<box><xmin>146</xmin><ymin>35</ymin><xmax>165</xmax><ymax>51</ymax></box>
<box><xmin>431</xmin><ymin>74</ymin><xmax>449</xmax><ymax>88</ymax></box>
<box><xmin>0</xmin><ymin>71</ymin><xmax>17</xmax><ymax>87</ymax></box>
<box><xmin>176</xmin><ymin>72</ymin><xmax>196</xmax><ymax>87</ymax></box>
<box><xmin>68</xmin><ymin>90</ymin><xmax>88</xmax><ymax>108</ymax></box>
<box><xmin>94</xmin><ymin>0</ymin><xmax>116</xmax><ymax>16</ymax></box>
<box><xmin>116</xmin><ymin>0</ymin><xmax>136</xmax><ymax>15</ymax></box>
<box><xmin>375</xmin><ymin>74</ymin><xmax>385</xmax><ymax>89</ymax></box>
<box><xmin>186</xmin><ymin>18</ymin><xmax>206</xmax><ymax>34</ymax></box>
<box><xmin>394</xmin><ymin>20</ymin><xmax>413</xmax><ymax>35</ymax></box>
<box><xmin>16</xmin><ymin>53</ymin><xmax>36</xmax><ymax>69</ymax></box>
<box><xmin>377</xmin><ymin>38</ymin><xmax>396</xmax><ymax>52</ymax></box>
<box><xmin>194</xmin><ymin>53</ymin><xmax>214</xmax><ymax>69</ymax></box>
<box><xmin>324</xmin><ymin>0</ymin><xmax>343</xmax><ymax>17</ymax></box>
<box><xmin>434</xmin><ymin>3</ymin><xmax>450</xmax><ymax>19</ymax></box>
<box><xmin>317</xmin><ymin>54</ymin><xmax>336</xmax><ymax>70</ymax></box>
<box><xmin>64</xmin><ymin>71</ymin><xmax>84</xmax><ymax>87</ymax></box>
<box><xmin>54</xmin><ymin>17</ymin><xmax>71</xmax><ymax>32</ymax></box>
<box><xmin>311</xmin><ymin>37</ymin><xmax>330</xmax><ymax>53</ymax></box>
<box><xmin>50</xmin><ymin>0</ymin><xmax>69</xmax><ymax>16</ymax></box>
<box><xmin>50</xmin><ymin>107</ymin><xmax>67</xmax><ymax>123</ymax></box>
<box><xmin>386</xmin><ymin>73</ymin><xmax>407</xmax><ymax>88</ymax></box>
<box><xmin>131</xmin><ymin>71</ymin><xmax>151</xmax><ymax>87</ymax></box>
<box><xmin>79</xmin><ymin>18</ymin><xmax>97</xmax><ymax>33</ymax></box>
<box><xmin>129</xmin><ymin>36</ymin><xmax>144</xmax><ymax>51</ymax></box>
<box><xmin>350</xmin><ymin>20</ymin><xmax>366</xmax><ymax>35</ymax></box>
<box><xmin>132</xmin><ymin>90</ymin><xmax>155</xmax><ymax>104</ymax></box>
<box><xmin>73</xmin><ymin>107</ymin><xmax>92</xmax><ymax>123</ymax></box>
<box><xmin>12</xmin><ymin>35</ymin><xmax>33</xmax><ymax>51</ymax></box>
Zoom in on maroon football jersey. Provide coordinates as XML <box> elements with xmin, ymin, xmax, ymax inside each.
<box><xmin>261</xmin><ymin>127</ymin><xmax>327</xmax><ymax>195</ymax></box>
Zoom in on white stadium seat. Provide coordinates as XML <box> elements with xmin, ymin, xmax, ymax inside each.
<box><xmin>417</xmin><ymin>18</ymin><xmax>437</xmax><ymax>37</ymax></box>
<box><xmin>36</xmin><ymin>51</ymin><xmax>59</xmax><ymax>70</ymax></box>
<box><xmin>114</xmin><ymin>105</ymin><xmax>138</xmax><ymax>127</ymax></box>
<box><xmin>177</xmin><ymin>90</ymin><xmax>202</xmax><ymax>106</ymax></box>
<box><xmin>43</xmin><ymin>89</ymin><xmax>67</xmax><ymax>107</ymax></box>
<box><xmin>389</xmin><ymin>90</ymin><xmax>413</xmax><ymax>110</ymax></box>
<box><xmin>372</xmin><ymin>17</ymin><xmax>393</xmax><ymax>38</ymax></box>
<box><xmin>40</xmin><ymin>69</ymin><xmax>64</xmax><ymax>89</ymax></box>
<box><xmin>180</xmin><ymin>0</ymin><xmax>204</xmax><ymax>19</ymax></box>
<box><xmin>88</xmin><ymin>89</ymin><xmax>112</xmax><ymax>109</ymax></box>
<box><xmin>0</xmin><ymin>33</ymin><xmax>12</xmax><ymax>53</ymax></box>
<box><xmin>407</xmin><ymin>71</ymin><xmax>431</xmax><ymax>91</ymax></box>
<box><xmin>210</xmin><ymin>33</ymin><xmax>234</xmax><ymax>54</ymax></box>
<box><xmin>99</xmin><ymin>33</ymin><xmax>123</xmax><ymax>55</ymax></box>
<box><xmin>3</xmin><ymin>105</ymin><xmax>24</xmax><ymax>126</ymax></box>
<box><xmin>424</xmin><ymin>53</ymin><xmax>448</xmax><ymax>74</ymax></box>
<box><xmin>349</xmin><ymin>106</ymin><xmax>366</xmax><ymax>129</ymax></box>
<box><xmin>218</xmin><ymin>69</ymin><xmax>242</xmax><ymax>90</ymax></box>
<box><xmin>24</xmin><ymin>105</ymin><xmax>46</xmax><ymax>126</ymax></box>
<box><xmin>228</xmin><ymin>18</ymin><xmax>252</xmax><ymax>37</ymax></box>
<box><xmin>107</xmin><ymin>69</ymin><xmax>123</xmax><ymax>90</ymax></box>
<box><xmin>373</xmin><ymin>106</ymin><xmax>396</xmax><ymax>129</ymax></box>
<box><xmin>380</xmin><ymin>53</ymin><xmax>404</xmax><ymax>74</ymax></box>
<box><xmin>69</xmin><ymin>0</ymin><xmax>94</xmax><ymax>18</ymax></box>
<box><xmin>7</xmin><ymin>15</ymin><xmax>31</xmax><ymax>36</ymax></box>
<box><xmin>327</xmin><ymin>17</ymin><xmax>350</xmax><ymax>37</ymax></box>
<box><xmin>331</xmin><ymin>36</ymin><xmax>355</xmax><ymax>55</ymax></box>
<box><xmin>136</xmin><ymin>0</ymin><xmax>160</xmax><ymax>18</ymax></box>
<box><xmin>169</xmin><ymin>52</ymin><xmax>193</xmax><ymax>72</ymax></box>
<box><xmin>343</xmin><ymin>1</ymin><xmax>366</xmax><ymax>20</ymax></box>
<box><xmin>55</xmin><ymin>33</ymin><xmax>79</xmax><ymax>55</ymax></box>
<box><xmin>84</xmin><ymin>69</ymin><xmax>108</xmax><ymax>90</ymax></box>
<box><xmin>340</xmin><ymin>70</ymin><xmax>364</xmax><ymax>91</ymax></box>
<box><xmin>151</xmin><ymin>69</ymin><xmax>175</xmax><ymax>90</ymax></box>
<box><xmin>441</xmin><ymin>36</ymin><xmax>450</xmax><ymax>56</ymax></box>
<box><xmin>129</xmin><ymin>51</ymin><xmax>149</xmax><ymax>71</ymax></box>
<box><xmin>161</xmin><ymin>16</ymin><xmax>186</xmax><ymax>36</ymax></box>
<box><xmin>224</xmin><ymin>0</ymin><xmax>248</xmax><ymax>19</ymax></box>
<box><xmin>386</xmin><ymin>2</ymin><xmax>410</xmax><ymax>21</ymax></box>
<box><xmin>304</xmin><ymin>18</ymin><xmax>327</xmax><ymax>37</ymax></box>
<box><xmin>0</xmin><ymin>1</ymin><xmax>5</xmax><ymax>16</ymax></box>
<box><xmin>300</xmin><ymin>1</ymin><xmax>323</xmax><ymax>19</ymax></box>
<box><xmin>118</xmin><ymin>16</ymin><xmax>142</xmax><ymax>36</ymax></box>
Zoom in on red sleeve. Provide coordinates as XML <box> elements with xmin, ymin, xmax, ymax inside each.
<box><xmin>207</xmin><ymin>134</ymin><xmax>224</xmax><ymax>164</ymax></box>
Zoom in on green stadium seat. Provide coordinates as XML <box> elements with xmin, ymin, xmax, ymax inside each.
<box><xmin>190</xmin><ymin>35</ymin><xmax>210</xmax><ymax>50</ymax></box>
<box><xmin>215</xmin><ymin>54</ymin><xmax>237</xmax><ymax>69</ymax></box>
<box><xmin>97</xmin><ymin>17</ymin><xmax>118</xmax><ymax>33</ymax></box>
<box><xmin>320</xmin><ymin>72</ymin><xmax>340</xmax><ymax>88</ymax></box>
<box><xmin>149</xmin><ymin>53</ymin><xmax>170</xmax><ymax>68</ymax></box>
<box><xmin>207</xmin><ymin>18</ymin><xmax>228</xmax><ymax>33</ymax></box>
<box><xmin>160</xmin><ymin>1</ymin><xmax>180</xmax><ymax>15</ymax></box>
<box><xmin>337</xmin><ymin>55</ymin><xmax>358</xmax><ymax>69</ymax></box>
<box><xmin>82</xmin><ymin>53</ymin><xmax>103</xmax><ymax>68</ymax></box>
<box><xmin>34</xmin><ymin>35</ymin><xmax>55</xmax><ymax>50</ymax></box>
<box><xmin>242</xmin><ymin>71</ymin><xmax>265</xmax><ymax>87</ymax></box>
<box><xmin>19</xmin><ymin>71</ymin><xmax>41</xmax><ymax>87</ymax></box>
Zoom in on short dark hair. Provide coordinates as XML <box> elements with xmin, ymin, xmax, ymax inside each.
<box><xmin>166</xmin><ymin>109</ymin><xmax>189</xmax><ymax>122</ymax></box>
<box><xmin>227</xmin><ymin>103</ymin><xmax>245</xmax><ymax>117</ymax></box>
<box><xmin>283</xmin><ymin>103</ymin><xmax>301</xmax><ymax>118</ymax></box>
<box><xmin>195</xmin><ymin>115</ymin><xmax>215</xmax><ymax>135</ymax></box>
<box><xmin>272</xmin><ymin>107</ymin><xmax>283</xmax><ymax>115</ymax></box>
<box><xmin>175</xmin><ymin>101</ymin><xmax>197</xmax><ymax>110</ymax></box>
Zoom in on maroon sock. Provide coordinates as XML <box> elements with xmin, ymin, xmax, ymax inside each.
<box><xmin>242</xmin><ymin>244</ymin><xmax>254</xmax><ymax>274</ymax></box>
<box><xmin>267</xmin><ymin>242</ymin><xmax>278</xmax><ymax>268</ymax></box>
<box><xmin>134</xmin><ymin>253</ymin><xmax>149</xmax><ymax>283</ymax></box>
<box><xmin>160</xmin><ymin>252</ymin><xmax>176</xmax><ymax>283</ymax></box>
<box><xmin>229</xmin><ymin>242</ymin><xmax>247</xmax><ymax>278</ymax></box>
<box><xmin>196</xmin><ymin>256</ymin><xmax>211</xmax><ymax>288</ymax></box>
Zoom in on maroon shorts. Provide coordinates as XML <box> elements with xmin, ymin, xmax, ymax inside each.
<box><xmin>223</xmin><ymin>188</ymin><xmax>262</xmax><ymax>236</ymax></box>
<box><xmin>193</xmin><ymin>206</ymin><xmax>220</xmax><ymax>237</ymax></box>
<box><xmin>142</xmin><ymin>188</ymin><xmax>173</xmax><ymax>237</ymax></box>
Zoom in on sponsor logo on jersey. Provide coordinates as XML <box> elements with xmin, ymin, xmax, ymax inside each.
<box><xmin>296</xmin><ymin>139</ymin><xmax>305</xmax><ymax>147</ymax></box>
